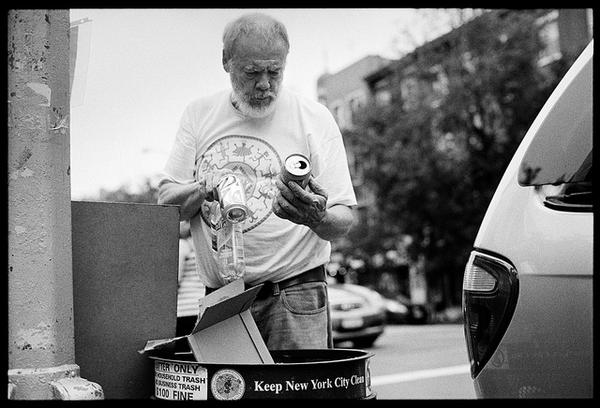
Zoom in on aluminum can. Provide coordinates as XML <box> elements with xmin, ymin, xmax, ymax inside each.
<box><xmin>282</xmin><ymin>154</ymin><xmax>311</xmax><ymax>189</ymax></box>
<box><xmin>215</xmin><ymin>174</ymin><xmax>249</xmax><ymax>223</ymax></box>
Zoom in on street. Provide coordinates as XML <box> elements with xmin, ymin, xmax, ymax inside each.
<box><xmin>359</xmin><ymin>324</ymin><xmax>476</xmax><ymax>399</ymax></box>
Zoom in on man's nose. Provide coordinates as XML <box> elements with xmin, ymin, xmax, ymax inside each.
<box><xmin>256</xmin><ymin>73</ymin><xmax>270</xmax><ymax>90</ymax></box>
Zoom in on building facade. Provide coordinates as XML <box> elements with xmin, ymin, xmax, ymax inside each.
<box><xmin>317</xmin><ymin>55</ymin><xmax>390</xmax><ymax>131</ymax></box>
<box><xmin>363</xmin><ymin>9</ymin><xmax>592</xmax><ymax>111</ymax></box>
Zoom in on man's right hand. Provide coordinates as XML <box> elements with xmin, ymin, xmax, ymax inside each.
<box><xmin>158</xmin><ymin>168</ymin><xmax>234</xmax><ymax>221</ymax></box>
<box><xmin>199</xmin><ymin>168</ymin><xmax>234</xmax><ymax>202</ymax></box>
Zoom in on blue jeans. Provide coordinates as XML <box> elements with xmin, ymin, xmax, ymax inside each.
<box><xmin>250</xmin><ymin>281</ymin><xmax>333</xmax><ymax>350</ymax></box>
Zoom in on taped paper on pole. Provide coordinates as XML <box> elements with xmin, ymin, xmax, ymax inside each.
<box><xmin>70</xmin><ymin>17</ymin><xmax>92</xmax><ymax>107</ymax></box>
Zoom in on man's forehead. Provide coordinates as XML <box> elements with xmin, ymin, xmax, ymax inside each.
<box><xmin>237</xmin><ymin>59</ymin><xmax>285</xmax><ymax>69</ymax></box>
<box><xmin>230</xmin><ymin>35</ymin><xmax>288</xmax><ymax>63</ymax></box>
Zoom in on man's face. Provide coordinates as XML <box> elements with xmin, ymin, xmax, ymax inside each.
<box><xmin>226</xmin><ymin>34</ymin><xmax>287</xmax><ymax>118</ymax></box>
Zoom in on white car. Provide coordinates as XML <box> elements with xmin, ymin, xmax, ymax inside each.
<box><xmin>329</xmin><ymin>283</ymin><xmax>387</xmax><ymax>348</ymax></box>
<box><xmin>462</xmin><ymin>41</ymin><xmax>593</xmax><ymax>398</ymax></box>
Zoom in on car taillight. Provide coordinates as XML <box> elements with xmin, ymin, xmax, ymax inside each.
<box><xmin>462</xmin><ymin>249</ymin><xmax>519</xmax><ymax>378</ymax></box>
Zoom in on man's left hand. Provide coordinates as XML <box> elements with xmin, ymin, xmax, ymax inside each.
<box><xmin>272</xmin><ymin>176</ymin><xmax>328</xmax><ymax>228</ymax></box>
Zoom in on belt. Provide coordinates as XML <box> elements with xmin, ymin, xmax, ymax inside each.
<box><xmin>206</xmin><ymin>265</ymin><xmax>326</xmax><ymax>298</ymax></box>
<box><xmin>265</xmin><ymin>264</ymin><xmax>326</xmax><ymax>296</ymax></box>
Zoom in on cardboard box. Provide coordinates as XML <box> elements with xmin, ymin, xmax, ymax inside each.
<box><xmin>140</xmin><ymin>279</ymin><xmax>274</xmax><ymax>364</ymax></box>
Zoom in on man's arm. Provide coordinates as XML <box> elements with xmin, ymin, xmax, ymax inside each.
<box><xmin>157</xmin><ymin>179</ymin><xmax>208</xmax><ymax>221</ymax></box>
<box><xmin>272</xmin><ymin>176</ymin><xmax>355</xmax><ymax>241</ymax></box>
<box><xmin>309</xmin><ymin>204</ymin><xmax>354</xmax><ymax>241</ymax></box>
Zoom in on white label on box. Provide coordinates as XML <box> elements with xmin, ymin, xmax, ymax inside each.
<box><xmin>154</xmin><ymin>360</ymin><xmax>208</xmax><ymax>400</ymax></box>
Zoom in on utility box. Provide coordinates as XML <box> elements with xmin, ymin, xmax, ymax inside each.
<box><xmin>71</xmin><ymin>201</ymin><xmax>180</xmax><ymax>399</ymax></box>
<box><xmin>140</xmin><ymin>279</ymin><xmax>273</xmax><ymax>364</ymax></box>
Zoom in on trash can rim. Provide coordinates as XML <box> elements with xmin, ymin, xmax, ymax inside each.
<box><xmin>148</xmin><ymin>347</ymin><xmax>374</xmax><ymax>367</ymax></box>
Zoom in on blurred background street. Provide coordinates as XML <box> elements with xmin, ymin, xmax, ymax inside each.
<box><xmin>363</xmin><ymin>324</ymin><xmax>474</xmax><ymax>399</ymax></box>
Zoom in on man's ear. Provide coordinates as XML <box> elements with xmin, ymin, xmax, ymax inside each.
<box><xmin>222</xmin><ymin>51</ymin><xmax>230</xmax><ymax>73</ymax></box>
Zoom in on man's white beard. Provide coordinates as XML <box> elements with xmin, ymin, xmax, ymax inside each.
<box><xmin>230</xmin><ymin>82</ymin><xmax>278</xmax><ymax>118</ymax></box>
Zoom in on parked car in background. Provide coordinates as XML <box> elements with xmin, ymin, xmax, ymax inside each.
<box><xmin>384</xmin><ymin>294</ymin><xmax>429</xmax><ymax>325</ymax></box>
<box><xmin>328</xmin><ymin>283</ymin><xmax>387</xmax><ymax>348</ymax></box>
<box><xmin>462</xmin><ymin>41</ymin><xmax>593</xmax><ymax>398</ymax></box>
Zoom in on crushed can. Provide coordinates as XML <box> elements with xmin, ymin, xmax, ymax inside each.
<box><xmin>213</xmin><ymin>174</ymin><xmax>249</xmax><ymax>223</ymax></box>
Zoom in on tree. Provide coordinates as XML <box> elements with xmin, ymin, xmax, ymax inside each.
<box><xmin>92</xmin><ymin>177</ymin><xmax>160</xmax><ymax>204</ymax></box>
<box><xmin>344</xmin><ymin>10</ymin><xmax>567</xmax><ymax>306</ymax></box>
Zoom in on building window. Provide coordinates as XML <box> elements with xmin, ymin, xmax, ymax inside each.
<box><xmin>536</xmin><ymin>11</ymin><xmax>561</xmax><ymax>66</ymax></box>
<box><xmin>349</xmin><ymin>96</ymin><xmax>361</xmax><ymax>115</ymax></box>
<box><xmin>461</xmin><ymin>51</ymin><xmax>477</xmax><ymax>73</ymax></box>
<box><xmin>372</xmin><ymin>78</ymin><xmax>392</xmax><ymax>106</ymax></box>
<box><xmin>431</xmin><ymin>65</ymin><xmax>449</xmax><ymax>96</ymax></box>
<box><xmin>429</xmin><ymin>64</ymin><xmax>449</xmax><ymax>108</ymax></box>
<box><xmin>374</xmin><ymin>89</ymin><xmax>391</xmax><ymax>106</ymax></box>
<box><xmin>346</xmin><ymin>91</ymin><xmax>366</xmax><ymax>128</ymax></box>
<box><xmin>400</xmin><ymin>77</ymin><xmax>420</xmax><ymax>110</ymax></box>
<box><xmin>331</xmin><ymin>102</ymin><xmax>349</xmax><ymax>130</ymax></box>
<box><xmin>348</xmin><ymin>98</ymin><xmax>358</xmax><ymax>127</ymax></box>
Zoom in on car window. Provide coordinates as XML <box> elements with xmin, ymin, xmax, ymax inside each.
<box><xmin>518</xmin><ymin>45</ymin><xmax>592</xmax><ymax>187</ymax></box>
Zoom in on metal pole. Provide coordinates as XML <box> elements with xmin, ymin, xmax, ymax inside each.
<box><xmin>7</xmin><ymin>9</ymin><xmax>102</xmax><ymax>400</ymax></box>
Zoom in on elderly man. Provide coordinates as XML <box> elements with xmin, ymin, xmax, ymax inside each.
<box><xmin>158</xmin><ymin>12</ymin><xmax>356</xmax><ymax>350</ymax></box>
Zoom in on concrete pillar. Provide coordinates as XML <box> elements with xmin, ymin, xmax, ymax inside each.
<box><xmin>7</xmin><ymin>9</ymin><xmax>102</xmax><ymax>400</ymax></box>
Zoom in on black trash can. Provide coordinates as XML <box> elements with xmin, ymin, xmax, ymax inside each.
<box><xmin>148</xmin><ymin>348</ymin><xmax>376</xmax><ymax>400</ymax></box>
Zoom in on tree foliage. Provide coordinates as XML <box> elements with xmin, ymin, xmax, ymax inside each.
<box><xmin>344</xmin><ymin>10</ymin><xmax>567</xmax><ymax>304</ymax></box>
<box><xmin>93</xmin><ymin>177</ymin><xmax>159</xmax><ymax>204</ymax></box>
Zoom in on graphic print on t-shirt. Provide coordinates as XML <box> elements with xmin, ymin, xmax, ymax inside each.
<box><xmin>196</xmin><ymin>135</ymin><xmax>283</xmax><ymax>232</ymax></box>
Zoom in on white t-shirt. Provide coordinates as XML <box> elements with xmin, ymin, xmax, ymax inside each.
<box><xmin>160</xmin><ymin>88</ymin><xmax>357</xmax><ymax>288</ymax></box>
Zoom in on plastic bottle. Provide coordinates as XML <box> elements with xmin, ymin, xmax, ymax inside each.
<box><xmin>216</xmin><ymin>218</ymin><xmax>245</xmax><ymax>283</ymax></box>
<box><xmin>208</xmin><ymin>201</ymin><xmax>221</xmax><ymax>252</ymax></box>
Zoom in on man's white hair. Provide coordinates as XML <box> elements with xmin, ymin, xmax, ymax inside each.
<box><xmin>222</xmin><ymin>13</ymin><xmax>290</xmax><ymax>64</ymax></box>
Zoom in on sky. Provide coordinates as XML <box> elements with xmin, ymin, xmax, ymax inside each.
<box><xmin>69</xmin><ymin>8</ymin><xmax>457</xmax><ymax>199</ymax></box>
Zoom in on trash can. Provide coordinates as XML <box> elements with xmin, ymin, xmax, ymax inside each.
<box><xmin>147</xmin><ymin>348</ymin><xmax>376</xmax><ymax>400</ymax></box>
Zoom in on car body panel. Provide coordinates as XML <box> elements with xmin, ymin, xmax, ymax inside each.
<box><xmin>467</xmin><ymin>41</ymin><xmax>593</xmax><ymax>398</ymax></box>
<box><xmin>517</xmin><ymin>49</ymin><xmax>592</xmax><ymax>187</ymax></box>
<box><xmin>475</xmin><ymin>41</ymin><xmax>593</xmax><ymax>263</ymax></box>
<box><xmin>476</xmin><ymin>186</ymin><xmax>592</xmax><ymax>278</ymax></box>
<box><xmin>475</xmin><ymin>274</ymin><xmax>592</xmax><ymax>398</ymax></box>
